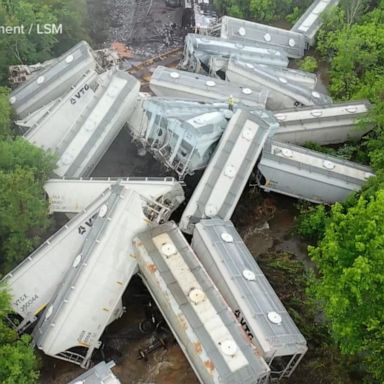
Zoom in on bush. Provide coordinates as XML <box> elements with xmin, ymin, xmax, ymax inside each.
<box><xmin>298</xmin><ymin>56</ymin><xmax>318</xmax><ymax>73</ymax></box>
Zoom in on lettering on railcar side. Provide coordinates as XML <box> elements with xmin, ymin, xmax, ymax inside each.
<box><xmin>234</xmin><ymin>309</ymin><xmax>254</xmax><ymax>340</ymax></box>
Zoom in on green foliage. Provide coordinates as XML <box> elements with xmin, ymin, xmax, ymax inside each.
<box><xmin>296</xmin><ymin>204</ymin><xmax>328</xmax><ymax>243</ymax></box>
<box><xmin>213</xmin><ymin>0</ymin><xmax>312</xmax><ymax>23</ymax></box>
<box><xmin>298</xmin><ymin>56</ymin><xmax>318</xmax><ymax>73</ymax></box>
<box><xmin>0</xmin><ymin>139</ymin><xmax>55</xmax><ymax>272</ymax></box>
<box><xmin>0</xmin><ymin>167</ymin><xmax>52</xmax><ymax>272</ymax></box>
<box><xmin>0</xmin><ymin>290</ymin><xmax>39</xmax><ymax>384</ymax></box>
<box><xmin>0</xmin><ymin>87</ymin><xmax>11</xmax><ymax>138</ymax></box>
<box><xmin>0</xmin><ymin>0</ymin><xmax>89</xmax><ymax>84</ymax></box>
<box><xmin>309</xmin><ymin>190</ymin><xmax>384</xmax><ymax>381</ymax></box>
<box><xmin>0</xmin><ymin>138</ymin><xmax>56</xmax><ymax>183</ymax></box>
<box><xmin>258</xmin><ymin>252</ymin><xmax>355</xmax><ymax>384</ymax></box>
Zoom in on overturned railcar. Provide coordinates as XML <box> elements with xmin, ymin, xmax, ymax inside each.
<box><xmin>128</xmin><ymin>96</ymin><xmax>232</xmax><ymax>141</ymax></box>
<box><xmin>247</xmin><ymin>61</ymin><xmax>317</xmax><ymax>89</ymax></box>
<box><xmin>179</xmin><ymin>109</ymin><xmax>274</xmax><ymax>234</ymax></box>
<box><xmin>2</xmin><ymin>189</ymin><xmax>111</xmax><ymax>332</ymax></box>
<box><xmin>214</xmin><ymin>16</ymin><xmax>306</xmax><ymax>58</ymax></box>
<box><xmin>133</xmin><ymin>221</ymin><xmax>271</xmax><ymax>384</ymax></box>
<box><xmin>10</xmin><ymin>41</ymin><xmax>97</xmax><ymax>119</ymax></box>
<box><xmin>273</xmin><ymin>100</ymin><xmax>372</xmax><ymax>145</ymax></box>
<box><xmin>257</xmin><ymin>140</ymin><xmax>374</xmax><ymax>204</ymax></box>
<box><xmin>24</xmin><ymin>70</ymin><xmax>100</xmax><ymax>149</ymax></box>
<box><xmin>291</xmin><ymin>0</ymin><xmax>340</xmax><ymax>46</ymax></box>
<box><xmin>44</xmin><ymin>177</ymin><xmax>184</xmax><ymax>214</ymax></box>
<box><xmin>54</xmin><ymin>70</ymin><xmax>140</xmax><ymax>177</ymax></box>
<box><xmin>192</xmin><ymin>219</ymin><xmax>307</xmax><ymax>380</ymax></box>
<box><xmin>33</xmin><ymin>186</ymin><xmax>181</xmax><ymax>368</ymax></box>
<box><xmin>149</xmin><ymin>66</ymin><xmax>268</xmax><ymax>108</ymax></box>
<box><xmin>181</xmin><ymin>33</ymin><xmax>288</xmax><ymax>74</ymax></box>
<box><xmin>226</xmin><ymin>57</ymin><xmax>331</xmax><ymax>110</ymax></box>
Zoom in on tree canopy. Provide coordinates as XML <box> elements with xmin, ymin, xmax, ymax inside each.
<box><xmin>309</xmin><ymin>191</ymin><xmax>384</xmax><ymax>381</ymax></box>
<box><xmin>0</xmin><ymin>289</ymin><xmax>39</xmax><ymax>383</ymax></box>
<box><xmin>0</xmin><ymin>0</ymin><xmax>89</xmax><ymax>83</ymax></box>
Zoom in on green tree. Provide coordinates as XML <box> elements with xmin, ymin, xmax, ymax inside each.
<box><xmin>0</xmin><ymin>139</ymin><xmax>55</xmax><ymax>272</ymax></box>
<box><xmin>0</xmin><ymin>167</ymin><xmax>52</xmax><ymax>272</ymax></box>
<box><xmin>309</xmin><ymin>190</ymin><xmax>384</xmax><ymax>381</ymax></box>
<box><xmin>0</xmin><ymin>289</ymin><xmax>39</xmax><ymax>384</ymax></box>
<box><xmin>0</xmin><ymin>87</ymin><xmax>11</xmax><ymax>138</ymax></box>
<box><xmin>298</xmin><ymin>56</ymin><xmax>318</xmax><ymax>73</ymax></box>
<box><xmin>0</xmin><ymin>138</ymin><xmax>56</xmax><ymax>183</ymax></box>
<box><xmin>0</xmin><ymin>0</ymin><xmax>89</xmax><ymax>84</ymax></box>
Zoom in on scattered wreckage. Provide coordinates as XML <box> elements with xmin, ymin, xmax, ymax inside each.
<box><xmin>2</xmin><ymin>1</ymin><xmax>375</xmax><ymax>382</ymax></box>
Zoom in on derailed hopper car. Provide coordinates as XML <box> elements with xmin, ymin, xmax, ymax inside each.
<box><xmin>149</xmin><ymin>66</ymin><xmax>268</xmax><ymax>108</ymax></box>
<box><xmin>257</xmin><ymin>140</ymin><xmax>374</xmax><ymax>204</ymax></box>
<box><xmin>133</xmin><ymin>221</ymin><xmax>271</xmax><ymax>384</ymax></box>
<box><xmin>226</xmin><ymin>56</ymin><xmax>331</xmax><ymax>110</ymax></box>
<box><xmin>33</xmin><ymin>186</ymin><xmax>184</xmax><ymax>368</ymax></box>
<box><xmin>181</xmin><ymin>33</ymin><xmax>288</xmax><ymax>74</ymax></box>
<box><xmin>179</xmin><ymin>109</ymin><xmax>275</xmax><ymax>234</ymax></box>
<box><xmin>54</xmin><ymin>70</ymin><xmax>140</xmax><ymax>178</ymax></box>
<box><xmin>216</xmin><ymin>16</ymin><xmax>306</xmax><ymax>58</ymax></box>
<box><xmin>44</xmin><ymin>177</ymin><xmax>184</xmax><ymax>213</ymax></box>
<box><xmin>2</xmin><ymin>189</ymin><xmax>112</xmax><ymax>332</ymax></box>
<box><xmin>291</xmin><ymin>0</ymin><xmax>340</xmax><ymax>46</ymax></box>
<box><xmin>192</xmin><ymin>219</ymin><xmax>307</xmax><ymax>379</ymax></box>
<box><xmin>273</xmin><ymin>100</ymin><xmax>372</xmax><ymax>145</ymax></box>
<box><xmin>3</xmin><ymin>180</ymin><xmax>184</xmax><ymax>333</ymax></box>
<box><xmin>10</xmin><ymin>41</ymin><xmax>97</xmax><ymax>119</ymax></box>
<box><xmin>24</xmin><ymin>70</ymin><xmax>100</xmax><ymax>149</ymax></box>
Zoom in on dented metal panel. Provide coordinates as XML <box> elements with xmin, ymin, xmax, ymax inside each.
<box><xmin>227</xmin><ymin>57</ymin><xmax>331</xmax><ymax>110</ymax></box>
<box><xmin>291</xmin><ymin>0</ymin><xmax>340</xmax><ymax>45</ymax></box>
<box><xmin>257</xmin><ymin>140</ymin><xmax>374</xmax><ymax>204</ymax></box>
<box><xmin>181</xmin><ymin>33</ymin><xmax>289</xmax><ymax>74</ymax></box>
<box><xmin>192</xmin><ymin>219</ymin><xmax>307</xmax><ymax>378</ymax></box>
<box><xmin>273</xmin><ymin>101</ymin><xmax>372</xmax><ymax>145</ymax></box>
<box><xmin>10</xmin><ymin>41</ymin><xmax>97</xmax><ymax>119</ymax></box>
<box><xmin>134</xmin><ymin>221</ymin><xmax>271</xmax><ymax>384</ymax></box>
<box><xmin>44</xmin><ymin>177</ymin><xmax>184</xmax><ymax>213</ymax></box>
<box><xmin>2</xmin><ymin>189</ymin><xmax>112</xmax><ymax>332</ymax></box>
<box><xmin>150</xmin><ymin>66</ymin><xmax>268</xmax><ymax>108</ymax></box>
<box><xmin>33</xmin><ymin>187</ymin><xmax>177</xmax><ymax>368</ymax></box>
<box><xmin>179</xmin><ymin>109</ymin><xmax>274</xmax><ymax>234</ymax></box>
<box><xmin>54</xmin><ymin>70</ymin><xmax>140</xmax><ymax>177</ymax></box>
<box><xmin>218</xmin><ymin>16</ymin><xmax>306</xmax><ymax>58</ymax></box>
